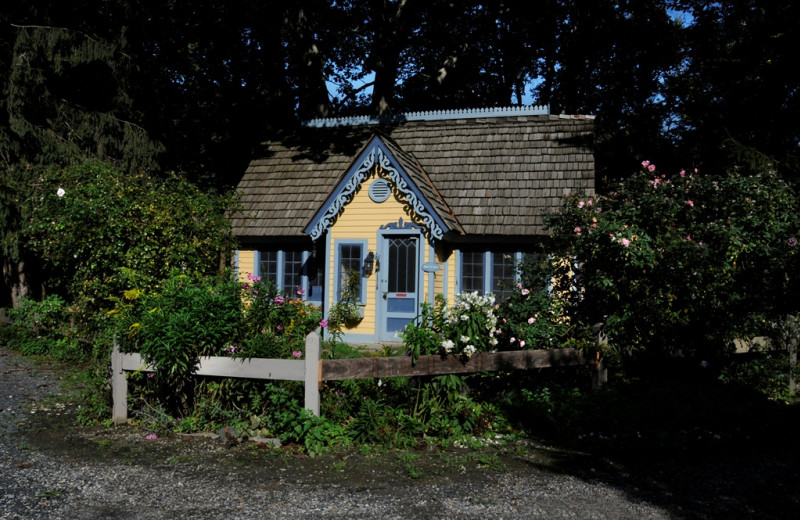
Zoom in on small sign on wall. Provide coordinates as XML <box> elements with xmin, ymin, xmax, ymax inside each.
<box><xmin>422</xmin><ymin>262</ymin><xmax>440</xmax><ymax>273</ymax></box>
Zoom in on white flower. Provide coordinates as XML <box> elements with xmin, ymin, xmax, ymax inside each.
<box><xmin>460</xmin><ymin>335</ymin><xmax>470</xmax><ymax>344</ymax></box>
<box><xmin>441</xmin><ymin>339</ymin><xmax>454</xmax><ymax>352</ymax></box>
<box><xmin>460</xmin><ymin>314</ymin><xmax>469</xmax><ymax>321</ymax></box>
<box><xmin>56</xmin><ymin>187</ymin><xmax>65</xmax><ymax>198</ymax></box>
<box><xmin>463</xmin><ymin>345</ymin><xmax>476</xmax><ymax>358</ymax></box>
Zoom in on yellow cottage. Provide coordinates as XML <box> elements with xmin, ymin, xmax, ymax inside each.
<box><xmin>230</xmin><ymin>107</ymin><xmax>594</xmax><ymax>344</ymax></box>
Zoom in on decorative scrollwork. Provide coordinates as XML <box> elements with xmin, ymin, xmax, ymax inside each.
<box><xmin>376</xmin><ymin>149</ymin><xmax>444</xmax><ymax>241</ymax></box>
<box><xmin>308</xmin><ymin>145</ymin><xmax>445</xmax><ymax>242</ymax></box>
<box><xmin>308</xmin><ymin>148</ymin><xmax>375</xmax><ymax>240</ymax></box>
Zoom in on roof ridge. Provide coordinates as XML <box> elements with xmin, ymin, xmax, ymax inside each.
<box><xmin>303</xmin><ymin>105</ymin><xmax>550</xmax><ymax>128</ymax></box>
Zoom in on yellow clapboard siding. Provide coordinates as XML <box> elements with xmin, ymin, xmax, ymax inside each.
<box><xmin>328</xmin><ymin>172</ymin><xmax>414</xmax><ymax>335</ymax></box>
<box><xmin>237</xmin><ymin>249</ymin><xmax>256</xmax><ymax>283</ymax></box>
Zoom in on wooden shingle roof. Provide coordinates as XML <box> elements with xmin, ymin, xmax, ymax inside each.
<box><xmin>230</xmin><ymin>111</ymin><xmax>594</xmax><ymax>239</ymax></box>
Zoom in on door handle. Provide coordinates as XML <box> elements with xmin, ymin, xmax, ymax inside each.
<box><xmin>382</xmin><ymin>292</ymin><xmax>387</xmax><ymax>300</ymax></box>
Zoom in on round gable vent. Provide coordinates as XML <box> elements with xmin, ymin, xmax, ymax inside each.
<box><xmin>369</xmin><ymin>178</ymin><xmax>392</xmax><ymax>203</ymax></box>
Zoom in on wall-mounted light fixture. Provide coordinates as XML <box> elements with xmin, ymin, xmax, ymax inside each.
<box><xmin>362</xmin><ymin>251</ymin><xmax>375</xmax><ymax>275</ymax></box>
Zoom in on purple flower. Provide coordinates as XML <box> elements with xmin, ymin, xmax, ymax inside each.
<box><xmin>292</xmin><ymin>351</ymin><xmax>302</xmax><ymax>359</ymax></box>
<box><xmin>789</xmin><ymin>237</ymin><xmax>797</xmax><ymax>247</ymax></box>
<box><xmin>319</xmin><ymin>319</ymin><xmax>328</xmax><ymax>328</ymax></box>
<box><xmin>274</xmin><ymin>296</ymin><xmax>284</xmax><ymax>304</ymax></box>
<box><xmin>296</xmin><ymin>288</ymin><xmax>305</xmax><ymax>295</ymax></box>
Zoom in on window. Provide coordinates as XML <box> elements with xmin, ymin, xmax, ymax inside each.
<box><xmin>461</xmin><ymin>251</ymin><xmax>485</xmax><ymax>293</ymax></box>
<box><xmin>283</xmin><ymin>250</ymin><xmax>304</xmax><ymax>293</ymax></box>
<box><xmin>259</xmin><ymin>251</ymin><xmax>278</xmax><ymax>285</ymax></box>
<box><xmin>337</xmin><ymin>242</ymin><xmax>364</xmax><ymax>303</ymax></box>
<box><xmin>492</xmin><ymin>253</ymin><xmax>517</xmax><ymax>301</ymax></box>
<box><xmin>459</xmin><ymin>250</ymin><xmax>520</xmax><ymax>301</ymax></box>
<box><xmin>257</xmin><ymin>245</ymin><xmax>324</xmax><ymax>302</ymax></box>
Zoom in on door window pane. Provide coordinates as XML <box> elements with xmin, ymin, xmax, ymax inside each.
<box><xmin>388</xmin><ymin>237</ymin><xmax>417</xmax><ymax>293</ymax></box>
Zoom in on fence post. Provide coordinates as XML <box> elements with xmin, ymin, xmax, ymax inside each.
<box><xmin>111</xmin><ymin>336</ymin><xmax>128</xmax><ymax>425</ymax></box>
<box><xmin>304</xmin><ymin>332</ymin><xmax>321</xmax><ymax>417</ymax></box>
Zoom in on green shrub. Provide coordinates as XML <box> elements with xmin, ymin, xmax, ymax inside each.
<box><xmin>547</xmin><ymin>163</ymin><xmax>800</xmax><ymax>367</ymax></box>
<box><xmin>20</xmin><ymin>161</ymin><xmax>236</xmax><ymax>321</ymax></box>
<box><xmin>1</xmin><ymin>295</ymin><xmax>86</xmax><ymax>360</ymax></box>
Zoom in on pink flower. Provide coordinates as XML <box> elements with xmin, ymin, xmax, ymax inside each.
<box><xmin>578</xmin><ymin>201</ymin><xmax>585</xmax><ymax>209</ymax></box>
<box><xmin>789</xmin><ymin>237</ymin><xmax>797</xmax><ymax>247</ymax></box>
<box><xmin>679</xmin><ymin>170</ymin><xmax>686</xmax><ymax>177</ymax></box>
<box><xmin>292</xmin><ymin>351</ymin><xmax>302</xmax><ymax>358</ymax></box>
<box><xmin>574</xmin><ymin>227</ymin><xmax>581</xmax><ymax>234</ymax></box>
<box><xmin>686</xmin><ymin>200</ymin><xmax>694</xmax><ymax>207</ymax></box>
<box><xmin>277</xmin><ymin>324</ymin><xmax>283</xmax><ymax>330</ymax></box>
<box><xmin>528</xmin><ymin>317</ymin><xmax>535</xmax><ymax>324</ymax></box>
<box><xmin>519</xmin><ymin>340</ymin><xmax>526</xmax><ymax>348</ymax></box>
<box><xmin>510</xmin><ymin>337</ymin><xmax>516</xmax><ymax>343</ymax></box>
<box><xmin>319</xmin><ymin>319</ymin><xmax>328</xmax><ymax>328</ymax></box>
<box><xmin>146</xmin><ymin>434</ymin><xmax>157</xmax><ymax>440</ymax></box>
<box><xmin>648</xmin><ymin>164</ymin><xmax>657</xmax><ymax>172</ymax></box>
<box><xmin>587</xmin><ymin>199</ymin><xmax>593</xmax><ymax>206</ymax></box>
<box><xmin>296</xmin><ymin>288</ymin><xmax>305</xmax><ymax>295</ymax></box>
<box><xmin>686</xmin><ymin>235</ymin><xmax>692</xmax><ymax>241</ymax></box>
<box><xmin>621</xmin><ymin>238</ymin><xmax>631</xmax><ymax>247</ymax></box>
<box><xmin>274</xmin><ymin>296</ymin><xmax>284</xmax><ymax>304</ymax></box>
<box><xmin>642</xmin><ymin>160</ymin><xmax>650</xmax><ymax>168</ymax></box>
<box><xmin>521</xmin><ymin>288</ymin><xmax>530</xmax><ymax>296</ymax></box>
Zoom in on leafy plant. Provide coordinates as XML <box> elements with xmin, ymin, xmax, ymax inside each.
<box><xmin>0</xmin><ymin>295</ymin><xmax>86</xmax><ymax>360</ymax></box>
<box><xmin>547</xmin><ymin>163</ymin><xmax>800</xmax><ymax>368</ymax></box>
<box><xmin>327</xmin><ymin>270</ymin><xmax>363</xmax><ymax>333</ymax></box>
<box><xmin>402</xmin><ymin>292</ymin><xmax>499</xmax><ymax>363</ymax></box>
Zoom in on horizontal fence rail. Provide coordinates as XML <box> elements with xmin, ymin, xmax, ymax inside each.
<box><xmin>321</xmin><ymin>348</ymin><xmax>588</xmax><ymax>380</ymax></box>
<box><xmin>111</xmin><ymin>332</ymin><xmax>603</xmax><ymax>425</ymax></box>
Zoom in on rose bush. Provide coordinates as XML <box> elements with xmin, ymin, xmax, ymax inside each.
<box><xmin>547</xmin><ymin>161</ymin><xmax>800</xmax><ymax>366</ymax></box>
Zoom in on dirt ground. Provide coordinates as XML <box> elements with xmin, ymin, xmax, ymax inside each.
<box><xmin>4</xmin><ymin>348</ymin><xmax>800</xmax><ymax>519</ymax></box>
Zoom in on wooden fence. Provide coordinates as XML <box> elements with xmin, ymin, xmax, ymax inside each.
<box><xmin>111</xmin><ymin>332</ymin><xmax>605</xmax><ymax>425</ymax></box>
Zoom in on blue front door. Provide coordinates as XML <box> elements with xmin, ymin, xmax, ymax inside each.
<box><xmin>378</xmin><ymin>234</ymin><xmax>419</xmax><ymax>342</ymax></box>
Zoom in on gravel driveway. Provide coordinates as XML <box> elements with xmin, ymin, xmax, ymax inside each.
<box><xmin>2</xmin><ymin>346</ymin><xmax>798</xmax><ymax>519</ymax></box>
